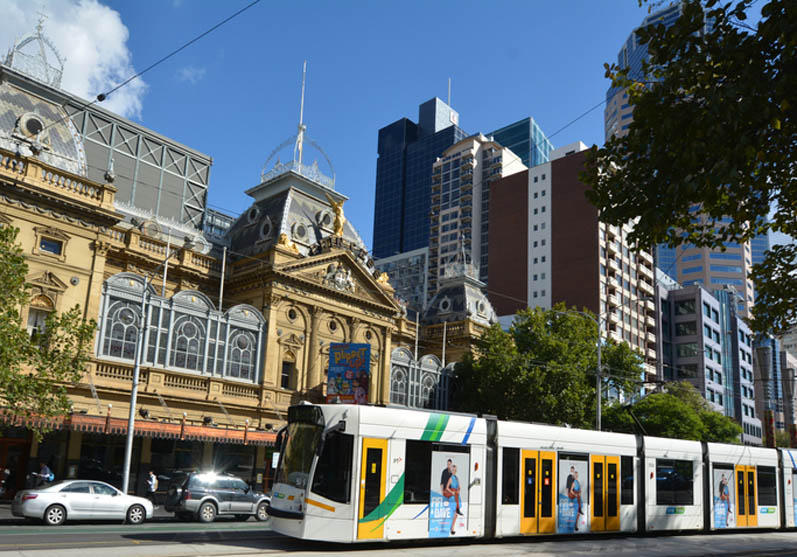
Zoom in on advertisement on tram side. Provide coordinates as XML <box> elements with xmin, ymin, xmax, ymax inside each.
<box><xmin>558</xmin><ymin>457</ymin><xmax>589</xmax><ymax>533</ymax></box>
<box><xmin>713</xmin><ymin>468</ymin><xmax>735</xmax><ymax>528</ymax></box>
<box><xmin>326</xmin><ymin>343</ymin><xmax>370</xmax><ymax>404</ymax></box>
<box><xmin>429</xmin><ymin>451</ymin><xmax>470</xmax><ymax>538</ymax></box>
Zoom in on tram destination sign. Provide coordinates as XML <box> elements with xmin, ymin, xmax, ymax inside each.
<box><xmin>327</xmin><ymin>343</ymin><xmax>370</xmax><ymax>404</ymax></box>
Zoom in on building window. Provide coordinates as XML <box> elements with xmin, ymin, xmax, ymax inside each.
<box><xmin>676</xmin><ymin>343</ymin><xmax>699</xmax><ymax>357</ymax></box>
<box><xmin>281</xmin><ymin>360</ymin><xmax>295</xmax><ymax>390</ymax></box>
<box><xmin>674</xmin><ymin>300</ymin><xmax>696</xmax><ymax>315</ymax></box>
<box><xmin>675</xmin><ymin>321</ymin><xmax>697</xmax><ymax>336</ymax></box>
<box><xmin>97</xmin><ymin>273</ymin><xmax>264</xmax><ymax>383</ymax></box>
<box><xmin>541</xmin><ymin>256</ymin><xmax>546</xmax><ymax>263</ymax></box>
<box><xmin>39</xmin><ymin>237</ymin><xmax>63</xmax><ymax>255</ymax></box>
<box><xmin>390</xmin><ymin>368</ymin><xmax>407</xmax><ymax>405</ymax></box>
<box><xmin>26</xmin><ymin>307</ymin><xmax>51</xmax><ymax>342</ymax></box>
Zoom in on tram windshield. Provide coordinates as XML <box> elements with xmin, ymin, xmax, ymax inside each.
<box><xmin>276</xmin><ymin>421</ymin><xmax>322</xmax><ymax>490</ymax></box>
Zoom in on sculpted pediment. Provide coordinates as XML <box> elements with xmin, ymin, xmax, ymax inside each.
<box><xmin>278</xmin><ymin>252</ymin><xmax>398</xmax><ymax>309</ymax></box>
<box><xmin>29</xmin><ymin>270</ymin><xmax>68</xmax><ymax>292</ymax></box>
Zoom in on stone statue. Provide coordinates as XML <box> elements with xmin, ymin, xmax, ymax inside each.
<box><xmin>277</xmin><ymin>232</ymin><xmax>299</xmax><ymax>254</ymax></box>
<box><xmin>376</xmin><ymin>272</ymin><xmax>391</xmax><ymax>286</ymax></box>
<box><xmin>324</xmin><ymin>192</ymin><xmax>346</xmax><ymax>237</ymax></box>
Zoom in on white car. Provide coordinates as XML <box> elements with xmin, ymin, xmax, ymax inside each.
<box><xmin>12</xmin><ymin>480</ymin><xmax>153</xmax><ymax>526</ymax></box>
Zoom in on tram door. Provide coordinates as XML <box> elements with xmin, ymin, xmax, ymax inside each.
<box><xmin>735</xmin><ymin>465</ymin><xmax>757</xmax><ymax>527</ymax></box>
<box><xmin>520</xmin><ymin>450</ymin><xmax>556</xmax><ymax>535</ymax></box>
<box><xmin>357</xmin><ymin>438</ymin><xmax>387</xmax><ymax>540</ymax></box>
<box><xmin>590</xmin><ymin>455</ymin><xmax>620</xmax><ymax>532</ymax></box>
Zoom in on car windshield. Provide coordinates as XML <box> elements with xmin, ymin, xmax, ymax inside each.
<box><xmin>275</xmin><ymin>422</ymin><xmax>322</xmax><ymax>490</ymax></box>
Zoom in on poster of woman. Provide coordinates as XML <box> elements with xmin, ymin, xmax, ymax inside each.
<box><xmin>558</xmin><ymin>458</ymin><xmax>589</xmax><ymax>533</ymax></box>
<box><xmin>713</xmin><ymin>468</ymin><xmax>735</xmax><ymax>528</ymax></box>
<box><xmin>429</xmin><ymin>451</ymin><xmax>469</xmax><ymax>538</ymax></box>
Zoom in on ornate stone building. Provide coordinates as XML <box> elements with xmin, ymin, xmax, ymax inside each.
<box><xmin>0</xmin><ymin>24</ymin><xmax>493</xmax><ymax>498</ymax></box>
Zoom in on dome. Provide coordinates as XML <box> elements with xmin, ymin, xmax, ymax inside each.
<box><xmin>4</xmin><ymin>17</ymin><xmax>64</xmax><ymax>89</ymax></box>
<box><xmin>0</xmin><ymin>81</ymin><xmax>87</xmax><ymax>176</ymax></box>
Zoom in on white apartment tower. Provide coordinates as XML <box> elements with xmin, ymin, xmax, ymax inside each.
<box><xmin>429</xmin><ymin>134</ymin><xmax>526</xmax><ymax>293</ymax></box>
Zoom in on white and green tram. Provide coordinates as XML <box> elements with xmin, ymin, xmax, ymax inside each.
<box><xmin>267</xmin><ymin>403</ymin><xmax>794</xmax><ymax>543</ymax></box>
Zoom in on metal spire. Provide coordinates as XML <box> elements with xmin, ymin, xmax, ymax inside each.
<box><xmin>294</xmin><ymin>60</ymin><xmax>307</xmax><ymax>165</ymax></box>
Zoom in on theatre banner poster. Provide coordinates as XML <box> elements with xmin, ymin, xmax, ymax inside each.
<box><xmin>327</xmin><ymin>343</ymin><xmax>370</xmax><ymax>404</ymax></box>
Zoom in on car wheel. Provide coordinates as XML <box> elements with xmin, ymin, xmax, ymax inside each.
<box><xmin>235</xmin><ymin>514</ymin><xmax>249</xmax><ymax>521</ymax></box>
<box><xmin>198</xmin><ymin>501</ymin><xmax>216</xmax><ymax>523</ymax></box>
<box><xmin>126</xmin><ymin>504</ymin><xmax>145</xmax><ymax>525</ymax></box>
<box><xmin>255</xmin><ymin>501</ymin><xmax>269</xmax><ymax>522</ymax></box>
<box><xmin>44</xmin><ymin>504</ymin><xmax>66</xmax><ymax>526</ymax></box>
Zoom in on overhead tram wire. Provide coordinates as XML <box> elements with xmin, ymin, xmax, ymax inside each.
<box><xmin>37</xmin><ymin>0</ymin><xmax>263</xmax><ymax>136</ymax></box>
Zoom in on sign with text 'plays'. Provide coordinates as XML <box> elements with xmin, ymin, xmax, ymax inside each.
<box><xmin>327</xmin><ymin>343</ymin><xmax>370</xmax><ymax>404</ymax></box>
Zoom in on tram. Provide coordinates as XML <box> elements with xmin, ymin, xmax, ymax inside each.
<box><xmin>266</xmin><ymin>403</ymin><xmax>797</xmax><ymax>543</ymax></box>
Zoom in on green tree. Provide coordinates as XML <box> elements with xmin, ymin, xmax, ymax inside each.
<box><xmin>582</xmin><ymin>0</ymin><xmax>796</xmax><ymax>333</ymax></box>
<box><xmin>603</xmin><ymin>382</ymin><xmax>742</xmax><ymax>443</ymax></box>
<box><xmin>452</xmin><ymin>304</ymin><xmax>644</xmax><ymax>428</ymax></box>
<box><xmin>0</xmin><ymin>226</ymin><xmax>96</xmax><ymax>439</ymax></box>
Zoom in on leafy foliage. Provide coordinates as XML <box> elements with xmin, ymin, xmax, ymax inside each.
<box><xmin>603</xmin><ymin>381</ymin><xmax>742</xmax><ymax>443</ymax></box>
<box><xmin>582</xmin><ymin>0</ymin><xmax>797</xmax><ymax>333</ymax></box>
<box><xmin>452</xmin><ymin>304</ymin><xmax>644</xmax><ymax>428</ymax></box>
<box><xmin>0</xmin><ymin>226</ymin><xmax>96</xmax><ymax>439</ymax></box>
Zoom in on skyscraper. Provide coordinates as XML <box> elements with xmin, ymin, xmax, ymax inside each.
<box><xmin>604</xmin><ymin>3</ymin><xmax>686</xmax><ymax>141</ymax></box>
<box><xmin>429</xmin><ymin>133</ymin><xmax>526</xmax><ymax>290</ymax></box>
<box><xmin>491</xmin><ymin>117</ymin><xmax>553</xmax><ymax>169</ymax></box>
<box><xmin>372</xmin><ymin>98</ymin><xmax>467</xmax><ymax>259</ymax></box>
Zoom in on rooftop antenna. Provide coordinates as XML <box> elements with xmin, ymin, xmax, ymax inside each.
<box><xmin>294</xmin><ymin>60</ymin><xmax>307</xmax><ymax>165</ymax></box>
<box><xmin>447</xmin><ymin>77</ymin><xmax>451</xmax><ymax>107</ymax></box>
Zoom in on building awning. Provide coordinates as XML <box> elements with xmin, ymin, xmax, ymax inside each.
<box><xmin>0</xmin><ymin>411</ymin><xmax>277</xmax><ymax>446</ymax></box>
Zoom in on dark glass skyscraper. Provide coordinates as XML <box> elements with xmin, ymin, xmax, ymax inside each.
<box><xmin>373</xmin><ymin>98</ymin><xmax>467</xmax><ymax>259</ymax></box>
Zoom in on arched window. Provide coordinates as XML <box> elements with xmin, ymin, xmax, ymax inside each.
<box><xmin>102</xmin><ymin>300</ymin><xmax>141</xmax><ymax>360</ymax></box>
<box><xmin>421</xmin><ymin>374</ymin><xmax>436</xmax><ymax>408</ymax></box>
<box><xmin>390</xmin><ymin>368</ymin><xmax>407</xmax><ymax>405</ymax></box>
<box><xmin>170</xmin><ymin>316</ymin><xmax>205</xmax><ymax>371</ymax></box>
<box><xmin>97</xmin><ymin>274</ymin><xmax>265</xmax><ymax>384</ymax></box>
<box><xmin>281</xmin><ymin>351</ymin><xmax>296</xmax><ymax>390</ymax></box>
<box><xmin>228</xmin><ymin>330</ymin><xmax>257</xmax><ymax>380</ymax></box>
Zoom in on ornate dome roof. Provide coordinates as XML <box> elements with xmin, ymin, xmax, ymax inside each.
<box><xmin>0</xmin><ymin>81</ymin><xmax>87</xmax><ymax>176</ymax></box>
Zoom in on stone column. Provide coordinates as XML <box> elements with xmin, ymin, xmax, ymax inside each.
<box><xmin>201</xmin><ymin>442</ymin><xmax>213</xmax><ymax>470</ymax></box>
<box><xmin>65</xmin><ymin>431</ymin><xmax>82</xmax><ymax>479</ymax></box>
<box><xmin>305</xmin><ymin>307</ymin><xmax>323</xmax><ymax>391</ymax></box>
<box><xmin>379</xmin><ymin>326</ymin><xmax>393</xmax><ymax>405</ymax></box>
<box><xmin>85</xmin><ymin>240</ymin><xmax>110</xmax><ymax>323</ymax></box>
<box><xmin>262</xmin><ymin>294</ymin><xmax>282</xmax><ymax>387</ymax></box>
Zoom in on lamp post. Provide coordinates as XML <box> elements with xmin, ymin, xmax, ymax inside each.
<box><xmin>552</xmin><ymin>295</ymin><xmax>653</xmax><ymax>432</ymax></box>
<box><xmin>121</xmin><ymin>244</ymin><xmax>183</xmax><ymax>494</ymax></box>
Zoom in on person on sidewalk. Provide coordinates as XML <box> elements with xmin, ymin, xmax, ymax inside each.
<box><xmin>146</xmin><ymin>470</ymin><xmax>159</xmax><ymax>508</ymax></box>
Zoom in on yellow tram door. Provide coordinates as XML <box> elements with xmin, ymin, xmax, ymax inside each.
<box><xmin>590</xmin><ymin>455</ymin><xmax>621</xmax><ymax>532</ymax></box>
<box><xmin>357</xmin><ymin>438</ymin><xmax>387</xmax><ymax>540</ymax></box>
<box><xmin>520</xmin><ymin>450</ymin><xmax>556</xmax><ymax>535</ymax></box>
<box><xmin>735</xmin><ymin>465</ymin><xmax>757</xmax><ymax>527</ymax></box>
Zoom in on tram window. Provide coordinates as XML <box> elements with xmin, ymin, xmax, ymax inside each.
<box><xmin>621</xmin><ymin>456</ymin><xmax>634</xmax><ymax>505</ymax></box>
<box><xmin>502</xmin><ymin>447</ymin><xmax>519</xmax><ymax>504</ymax></box>
<box><xmin>310</xmin><ymin>432</ymin><xmax>353</xmax><ymax>503</ymax></box>
<box><xmin>757</xmin><ymin>466</ymin><xmax>777</xmax><ymax>506</ymax></box>
<box><xmin>655</xmin><ymin>459</ymin><xmax>694</xmax><ymax>506</ymax></box>
<box><xmin>404</xmin><ymin>440</ymin><xmax>432</xmax><ymax>504</ymax></box>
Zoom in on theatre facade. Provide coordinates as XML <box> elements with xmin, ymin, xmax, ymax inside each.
<box><xmin>0</xmin><ymin>23</ymin><xmax>497</xmax><ymax>498</ymax></box>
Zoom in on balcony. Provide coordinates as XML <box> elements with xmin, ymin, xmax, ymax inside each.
<box><xmin>89</xmin><ymin>359</ymin><xmax>263</xmax><ymax>409</ymax></box>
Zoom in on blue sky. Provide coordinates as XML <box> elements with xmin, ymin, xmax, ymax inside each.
<box><xmin>92</xmin><ymin>0</ymin><xmax>661</xmax><ymax>250</ymax></box>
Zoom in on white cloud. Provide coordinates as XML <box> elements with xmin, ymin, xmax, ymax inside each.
<box><xmin>177</xmin><ymin>66</ymin><xmax>206</xmax><ymax>85</ymax></box>
<box><xmin>0</xmin><ymin>0</ymin><xmax>147</xmax><ymax>120</ymax></box>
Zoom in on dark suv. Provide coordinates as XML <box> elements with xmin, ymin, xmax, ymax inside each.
<box><xmin>165</xmin><ymin>472</ymin><xmax>270</xmax><ymax>523</ymax></box>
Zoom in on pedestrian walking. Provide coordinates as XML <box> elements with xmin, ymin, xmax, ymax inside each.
<box><xmin>146</xmin><ymin>470</ymin><xmax>159</xmax><ymax>508</ymax></box>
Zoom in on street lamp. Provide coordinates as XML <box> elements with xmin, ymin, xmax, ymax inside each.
<box><xmin>121</xmin><ymin>241</ymin><xmax>189</xmax><ymax>494</ymax></box>
<box><xmin>552</xmin><ymin>295</ymin><xmax>653</xmax><ymax>432</ymax></box>
<box><xmin>551</xmin><ymin>310</ymin><xmax>603</xmax><ymax>430</ymax></box>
